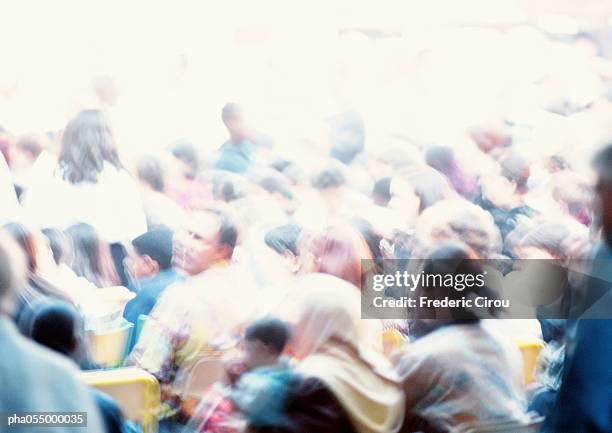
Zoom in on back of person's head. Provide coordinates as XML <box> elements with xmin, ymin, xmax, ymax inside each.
<box><xmin>169</xmin><ymin>139</ymin><xmax>199</xmax><ymax>179</ymax></box>
<box><xmin>264</xmin><ymin>224</ymin><xmax>302</xmax><ymax>257</ymax></box>
<box><xmin>411</xmin><ymin>242</ymin><xmax>500</xmax><ymax>329</ymax></box>
<box><xmin>306</xmin><ymin>225</ymin><xmax>372</xmax><ymax>288</ymax></box>
<box><xmin>132</xmin><ymin>228</ymin><xmax>174</xmax><ymax>271</ymax></box>
<box><xmin>258</xmin><ymin>176</ymin><xmax>293</xmax><ymax>200</ymax></box>
<box><xmin>312</xmin><ymin>167</ymin><xmax>345</xmax><ymax>190</ymax></box>
<box><xmin>499</xmin><ymin>151</ymin><xmax>530</xmax><ymax>192</ymax></box>
<box><xmin>511</xmin><ymin>220</ymin><xmax>588</xmax><ymax>260</ymax></box>
<box><xmin>372</xmin><ymin>177</ymin><xmax>392</xmax><ymax>206</ymax></box>
<box><xmin>41</xmin><ymin>228</ymin><xmax>71</xmax><ymax>266</ymax></box>
<box><xmin>30</xmin><ymin>301</ymin><xmax>80</xmax><ymax>357</ymax></box>
<box><xmin>136</xmin><ymin>155</ymin><xmax>165</xmax><ymax>192</ymax></box>
<box><xmin>3</xmin><ymin>222</ymin><xmax>37</xmax><ymax>272</ymax></box>
<box><xmin>415</xmin><ymin>198</ymin><xmax>502</xmax><ymax>258</ymax></box>
<box><xmin>425</xmin><ymin>145</ymin><xmax>456</xmax><ymax>173</ymax></box>
<box><xmin>65</xmin><ymin>223</ymin><xmax>117</xmax><ymax>287</ymax></box>
<box><xmin>222</xmin><ymin>102</ymin><xmax>244</xmax><ymax>125</ymax></box>
<box><xmin>58</xmin><ymin>109</ymin><xmax>121</xmax><ymax>184</ymax></box>
<box><xmin>212</xmin><ymin>172</ymin><xmax>246</xmax><ymax>202</ymax></box>
<box><xmin>245</xmin><ymin>316</ymin><xmax>291</xmax><ymax>355</ymax></box>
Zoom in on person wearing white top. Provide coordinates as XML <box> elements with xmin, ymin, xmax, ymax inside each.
<box><xmin>20</xmin><ymin>109</ymin><xmax>146</xmax><ymax>244</ymax></box>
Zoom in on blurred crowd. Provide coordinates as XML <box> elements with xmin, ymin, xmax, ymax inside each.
<box><xmin>2</xmin><ymin>19</ymin><xmax>612</xmax><ymax>433</ymax></box>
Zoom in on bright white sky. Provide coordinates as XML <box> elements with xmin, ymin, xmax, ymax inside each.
<box><xmin>0</xmin><ymin>0</ymin><xmax>608</xmax><ymax>159</ymax></box>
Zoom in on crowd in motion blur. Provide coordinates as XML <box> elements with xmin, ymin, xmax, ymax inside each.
<box><xmin>2</xmin><ymin>42</ymin><xmax>612</xmax><ymax>433</ymax></box>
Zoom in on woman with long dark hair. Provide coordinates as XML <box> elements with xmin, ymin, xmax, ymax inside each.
<box><xmin>21</xmin><ymin>110</ymin><xmax>146</xmax><ymax>244</ymax></box>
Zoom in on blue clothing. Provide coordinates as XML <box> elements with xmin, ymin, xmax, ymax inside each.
<box><xmin>214</xmin><ymin>140</ymin><xmax>254</xmax><ymax>174</ymax></box>
<box><xmin>123</xmin><ymin>269</ymin><xmax>183</xmax><ymax>350</ymax></box>
<box><xmin>231</xmin><ymin>364</ymin><xmax>300</xmax><ymax>427</ymax></box>
<box><xmin>544</xmin><ymin>242</ymin><xmax>612</xmax><ymax>432</ymax></box>
<box><xmin>0</xmin><ymin>317</ymin><xmax>104</xmax><ymax>433</ymax></box>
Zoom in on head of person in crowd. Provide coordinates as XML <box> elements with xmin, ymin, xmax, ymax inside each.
<box><xmin>212</xmin><ymin>172</ymin><xmax>247</xmax><ymax>202</ymax></box>
<box><xmin>3</xmin><ymin>223</ymin><xmax>72</xmax><ymax>328</ymax></box>
<box><xmin>41</xmin><ymin>228</ymin><xmax>72</xmax><ymax>266</ymax></box>
<box><xmin>65</xmin><ymin>223</ymin><xmax>118</xmax><ymax>287</ymax></box>
<box><xmin>593</xmin><ymin>143</ymin><xmax>612</xmax><ymax>245</ymax></box>
<box><xmin>136</xmin><ymin>155</ymin><xmax>166</xmax><ymax>193</ymax></box>
<box><xmin>499</xmin><ymin>151</ymin><xmax>530</xmax><ymax>195</ymax></box>
<box><xmin>3</xmin><ymin>223</ymin><xmax>39</xmax><ymax>273</ymax></box>
<box><xmin>409</xmin><ymin>242</ymin><xmax>500</xmax><ymax>337</ymax></box>
<box><xmin>549</xmin><ymin>171</ymin><xmax>593</xmax><ymax>226</ymax></box>
<box><xmin>302</xmin><ymin>225</ymin><xmax>372</xmax><ymax>288</ymax></box>
<box><xmin>404</xmin><ymin>166</ymin><xmax>451</xmax><ymax>212</ymax></box>
<box><xmin>58</xmin><ymin>109</ymin><xmax>122</xmax><ymax>184</ymax></box>
<box><xmin>469</xmin><ymin>121</ymin><xmax>512</xmax><ymax>156</ymax></box>
<box><xmin>125</xmin><ymin>228</ymin><xmax>174</xmax><ymax>282</ymax></box>
<box><xmin>288</xmin><ymin>273</ymin><xmax>404</xmax><ymax>433</ymax></box>
<box><xmin>169</xmin><ymin>139</ymin><xmax>200</xmax><ymax>180</ymax></box>
<box><xmin>173</xmin><ymin>208</ymin><xmax>238</xmax><ymax>276</ymax></box>
<box><xmin>222</xmin><ymin>102</ymin><xmax>248</xmax><ymax>143</ymax></box>
<box><xmin>29</xmin><ymin>301</ymin><xmax>84</xmax><ymax>360</ymax></box>
<box><xmin>243</xmin><ymin>316</ymin><xmax>291</xmax><ymax>370</ymax></box>
<box><xmin>311</xmin><ymin>165</ymin><xmax>346</xmax><ymax>192</ymax></box>
<box><xmin>415</xmin><ymin>198</ymin><xmax>502</xmax><ymax>259</ymax></box>
<box><xmin>0</xmin><ymin>230</ymin><xmax>27</xmax><ymax>314</ymax></box>
<box><xmin>11</xmin><ymin>134</ymin><xmax>45</xmax><ymax>177</ymax></box>
<box><xmin>507</xmin><ymin>220</ymin><xmax>589</xmax><ymax>261</ymax></box>
<box><xmin>264</xmin><ymin>223</ymin><xmax>302</xmax><ymax>269</ymax></box>
<box><xmin>328</xmin><ymin>110</ymin><xmax>365</xmax><ymax>165</ymax></box>
<box><xmin>372</xmin><ymin>176</ymin><xmax>392</xmax><ymax>207</ymax></box>
<box><xmin>425</xmin><ymin>145</ymin><xmax>478</xmax><ymax>199</ymax></box>
<box><xmin>258</xmin><ymin>176</ymin><xmax>295</xmax><ymax>213</ymax></box>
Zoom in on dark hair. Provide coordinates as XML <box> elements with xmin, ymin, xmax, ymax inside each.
<box><xmin>203</xmin><ymin>208</ymin><xmax>238</xmax><ymax>252</ymax></box>
<box><xmin>3</xmin><ymin>223</ymin><xmax>37</xmax><ymax>272</ymax></box>
<box><xmin>58</xmin><ymin>110</ymin><xmax>122</xmax><ymax>184</ymax></box>
<box><xmin>170</xmin><ymin>140</ymin><xmax>199</xmax><ymax>178</ymax></box>
<box><xmin>222</xmin><ymin>102</ymin><xmax>243</xmax><ymax>125</ymax></box>
<box><xmin>41</xmin><ymin>228</ymin><xmax>70</xmax><ymax>265</ymax></box>
<box><xmin>418</xmin><ymin>242</ymin><xmax>501</xmax><ymax>322</ymax></box>
<box><xmin>212</xmin><ymin>173</ymin><xmax>245</xmax><ymax>202</ymax></box>
<box><xmin>30</xmin><ymin>301</ymin><xmax>79</xmax><ymax>356</ymax></box>
<box><xmin>372</xmin><ymin>177</ymin><xmax>392</xmax><ymax>206</ymax></box>
<box><xmin>137</xmin><ymin>156</ymin><xmax>165</xmax><ymax>192</ymax></box>
<box><xmin>264</xmin><ymin>224</ymin><xmax>302</xmax><ymax>257</ymax></box>
<box><xmin>65</xmin><ymin>223</ymin><xmax>117</xmax><ymax>287</ymax></box>
<box><xmin>352</xmin><ymin>218</ymin><xmax>383</xmax><ymax>262</ymax></box>
<box><xmin>132</xmin><ymin>228</ymin><xmax>174</xmax><ymax>270</ymax></box>
<box><xmin>245</xmin><ymin>317</ymin><xmax>291</xmax><ymax>354</ymax></box>
<box><xmin>312</xmin><ymin>167</ymin><xmax>345</xmax><ymax>190</ymax></box>
<box><xmin>593</xmin><ymin>143</ymin><xmax>612</xmax><ymax>184</ymax></box>
<box><xmin>259</xmin><ymin>177</ymin><xmax>293</xmax><ymax>200</ymax></box>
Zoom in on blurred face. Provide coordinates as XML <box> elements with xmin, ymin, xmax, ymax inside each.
<box><xmin>124</xmin><ymin>246</ymin><xmax>158</xmax><ymax>281</ymax></box>
<box><xmin>173</xmin><ymin>212</ymin><xmax>228</xmax><ymax>275</ymax></box>
<box><xmin>243</xmin><ymin>339</ymin><xmax>278</xmax><ymax>369</ymax></box>
<box><xmin>225</xmin><ymin>116</ymin><xmax>248</xmax><ymax>142</ymax></box>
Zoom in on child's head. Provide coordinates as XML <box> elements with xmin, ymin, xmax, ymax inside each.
<box><xmin>243</xmin><ymin>317</ymin><xmax>290</xmax><ymax>369</ymax></box>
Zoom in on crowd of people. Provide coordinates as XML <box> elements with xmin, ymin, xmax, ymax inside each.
<box><xmin>1</xmin><ymin>80</ymin><xmax>612</xmax><ymax>433</ymax></box>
